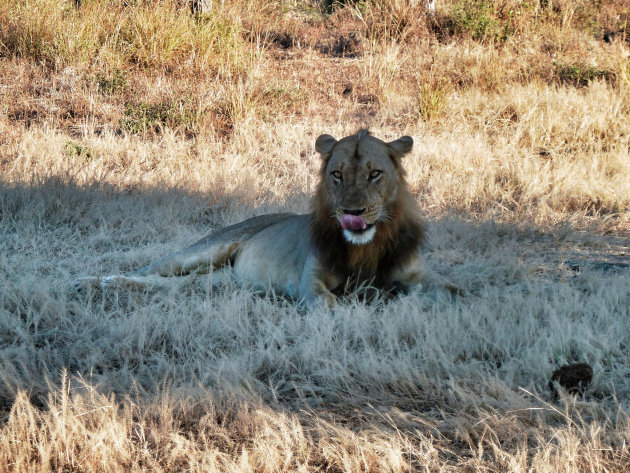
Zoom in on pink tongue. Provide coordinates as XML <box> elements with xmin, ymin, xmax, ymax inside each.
<box><xmin>341</xmin><ymin>214</ymin><xmax>367</xmax><ymax>231</ymax></box>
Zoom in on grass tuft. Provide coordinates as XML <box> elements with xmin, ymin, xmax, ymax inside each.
<box><xmin>416</xmin><ymin>71</ymin><xmax>452</xmax><ymax>122</ymax></box>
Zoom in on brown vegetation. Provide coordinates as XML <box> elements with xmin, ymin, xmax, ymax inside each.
<box><xmin>0</xmin><ymin>0</ymin><xmax>629</xmax><ymax>471</ymax></box>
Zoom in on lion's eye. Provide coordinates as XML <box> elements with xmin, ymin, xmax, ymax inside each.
<box><xmin>331</xmin><ymin>170</ymin><xmax>343</xmax><ymax>181</ymax></box>
<box><xmin>369</xmin><ymin>170</ymin><xmax>382</xmax><ymax>181</ymax></box>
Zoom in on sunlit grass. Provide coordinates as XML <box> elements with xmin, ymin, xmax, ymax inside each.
<box><xmin>0</xmin><ymin>0</ymin><xmax>629</xmax><ymax>471</ymax></box>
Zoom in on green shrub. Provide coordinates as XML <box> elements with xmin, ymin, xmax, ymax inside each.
<box><xmin>121</xmin><ymin>100</ymin><xmax>200</xmax><ymax>135</ymax></box>
<box><xmin>447</xmin><ymin>0</ymin><xmax>502</xmax><ymax>41</ymax></box>
<box><xmin>556</xmin><ymin>63</ymin><xmax>616</xmax><ymax>87</ymax></box>
<box><xmin>65</xmin><ymin>141</ymin><xmax>93</xmax><ymax>160</ymax></box>
<box><xmin>96</xmin><ymin>69</ymin><xmax>127</xmax><ymax>95</ymax></box>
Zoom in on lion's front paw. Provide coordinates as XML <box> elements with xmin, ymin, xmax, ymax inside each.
<box><xmin>302</xmin><ymin>290</ymin><xmax>337</xmax><ymax>309</ymax></box>
<box><xmin>72</xmin><ymin>275</ymin><xmax>122</xmax><ymax>292</ymax></box>
<box><xmin>445</xmin><ymin>282</ymin><xmax>465</xmax><ymax>297</ymax></box>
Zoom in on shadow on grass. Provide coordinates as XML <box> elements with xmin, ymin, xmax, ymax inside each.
<box><xmin>1</xmin><ymin>176</ymin><xmax>628</xmax><ymax>424</ymax></box>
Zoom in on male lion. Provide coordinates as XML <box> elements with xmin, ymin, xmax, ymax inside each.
<box><xmin>76</xmin><ymin>130</ymin><xmax>458</xmax><ymax>306</ymax></box>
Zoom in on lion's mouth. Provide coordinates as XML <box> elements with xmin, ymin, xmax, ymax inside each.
<box><xmin>339</xmin><ymin>214</ymin><xmax>377</xmax><ymax>244</ymax></box>
<box><xmin>340</xmin><ymin>214</ymin><xmax>375</xmax><ymax>234</ymax></box>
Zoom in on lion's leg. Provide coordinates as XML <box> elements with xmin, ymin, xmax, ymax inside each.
<box><xmin>389</xmin><ymin>252</ymin><xmax>462</xmax><ymax>297</ymax></box>
<box><xmin>298</xmin><ymin>254</ymin><xmax>343</xmax><ymax>307</ymax></box>
<box><xmin>74</xmin><ymin>213</ymin><xmax>297</xmax><ymax>291</ymax></box>
<box><xmin>74</xmin><ymin>240</ymin><xmax>240</xmax><ymax>290</ymax></box>
<box><xmin>127</xmin><ymin>241</ymin><xmax>240</xmax><ymax>277</ymax></box>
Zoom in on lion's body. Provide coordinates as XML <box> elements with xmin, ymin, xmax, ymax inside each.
<box><xmin>232</xmin><ymin>214</ymin><xmax>310</xmax><ymax>298</ymax></box>
<box><xmin>76</xmin><ymin>130</ymin><xmax>457</xmax><ymax>305</ymax></box>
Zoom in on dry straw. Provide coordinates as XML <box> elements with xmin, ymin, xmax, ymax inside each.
<box><xmin>0</xmin><ymin>0</ymin><xmax>629</xmax><ymax>471</ymax></box>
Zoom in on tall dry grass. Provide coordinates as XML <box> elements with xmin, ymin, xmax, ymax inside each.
<box><xmin>1</xmin><ymin>0</ymin><xmax>629</xmax><ymax>471</ymax></box>
<box><xmin>0</xmin><ymin>0</ymin><xmax>258</xmax><ymax>74</ymax></box>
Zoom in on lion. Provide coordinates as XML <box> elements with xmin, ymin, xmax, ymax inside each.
<box><xmin>75</xmin><ymin>130</ymin><xmax>458</xmax><ymax>306</ymax></box>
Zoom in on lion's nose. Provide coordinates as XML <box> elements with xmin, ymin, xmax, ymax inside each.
<box><xmin>342</xmin><ymin>208</ymin><xmax>366</xmax><ymax>216</ymax></box>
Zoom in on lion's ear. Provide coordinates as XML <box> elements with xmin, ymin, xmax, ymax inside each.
<box><xmin>315</xmin><ymin>134</ymin><xmax>337</xmax><ymax>156</ymax></box>
<box><xmin>388</xmin><ymin>136</ymin><xmax>413</xmax><ymax>158</ymax></box>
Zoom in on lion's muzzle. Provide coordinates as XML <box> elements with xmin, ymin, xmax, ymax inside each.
<box><xmin>340</xmin><ymin>214</ymin><xmax>367</xmax><ymax>231</ymax></box>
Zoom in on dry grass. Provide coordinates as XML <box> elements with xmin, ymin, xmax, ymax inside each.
<box><xmin>1</xmin><ymin>0</ymin><xmax>629</xmax><ymax>471</ymax></box>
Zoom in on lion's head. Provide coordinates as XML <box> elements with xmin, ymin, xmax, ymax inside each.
<box><xmin>314</xmin><ymin>129</ymin><xmax>416</xmax><ymax>244</ymax></box>
<box><xmin>311</xmin><ymin>129</ymin><xmax>424</xmax><ymax>281</ymax></box>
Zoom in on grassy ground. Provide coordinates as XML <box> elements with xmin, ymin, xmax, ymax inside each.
<box><xmin>1</xmin><ymin>0</ymin><xmax>629</xmax><ymax>471</ymax></box>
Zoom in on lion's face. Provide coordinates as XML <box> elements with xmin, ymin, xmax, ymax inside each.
<box><xmin>315</xmin><ymin>130</ymin><xmax>414</xmax><ymax>245</ymax></box>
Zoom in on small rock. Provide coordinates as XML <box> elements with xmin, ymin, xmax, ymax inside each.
<box><xmin>549</xmin><ymin>362</ymin><xmax>593</xmax><ymax>396</ymax></box>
